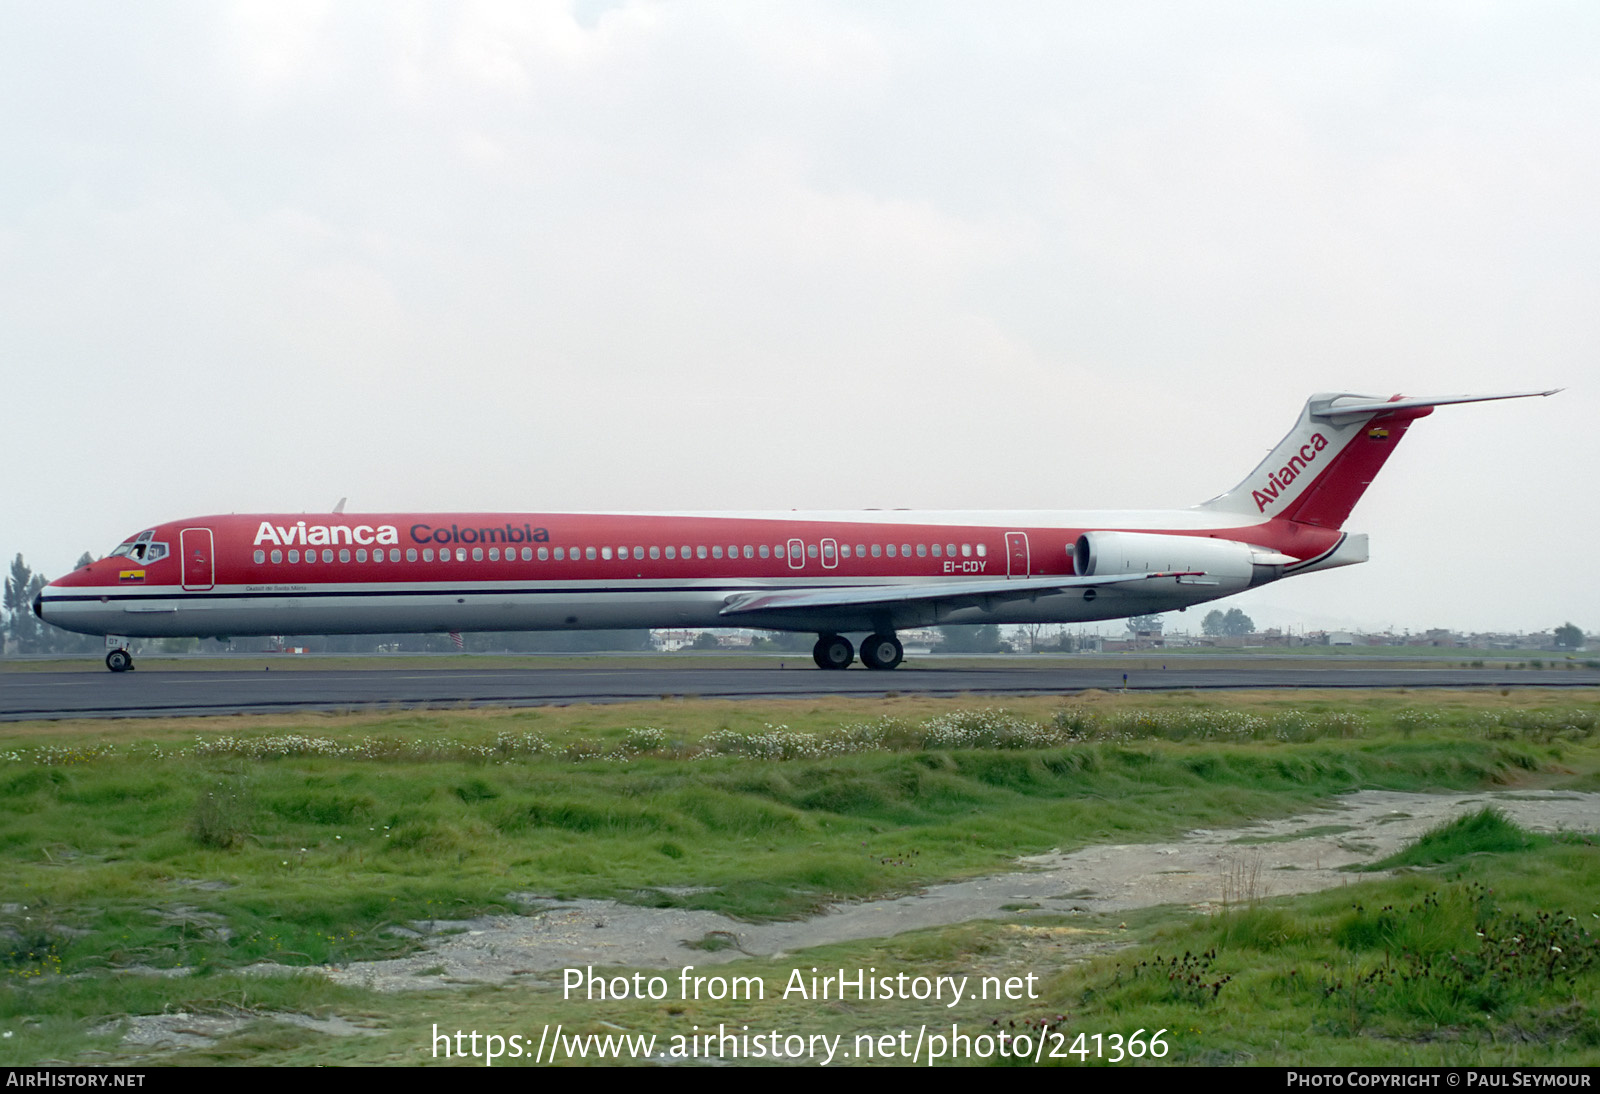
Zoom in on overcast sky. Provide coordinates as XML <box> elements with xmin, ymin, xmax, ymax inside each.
<box><xmin>3</xmin><ymin>2</ymin><xmax>1596</xmax><ymax>635</ymax></box>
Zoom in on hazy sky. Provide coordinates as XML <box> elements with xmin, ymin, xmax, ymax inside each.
<box><xmin>3</xmin><ymin>2</ymin><xmax>1596</xmax><ymax>634</ymax></box>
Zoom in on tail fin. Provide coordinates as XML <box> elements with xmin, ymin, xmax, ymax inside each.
<box><xmin>1198</xmin><ymin>390</ymin><xmax>1557</xmax><ymax>529</ymax></box>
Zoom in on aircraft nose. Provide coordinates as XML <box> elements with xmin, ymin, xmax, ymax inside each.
<box><xmin>33</xmin><ymin>592</ymin><xmax>43</xmax><ymax>619</ymax></box>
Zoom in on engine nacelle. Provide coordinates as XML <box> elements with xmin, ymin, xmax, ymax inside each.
<box><xmin>1074</xmin><ymin>531</ymin><xmax>1279</xmax><ymax>589</ymax></box>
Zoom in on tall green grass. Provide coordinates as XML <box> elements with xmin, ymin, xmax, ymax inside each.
<box><xmin>2</xmin><ymin>696</ymin><xmax>1596</xmax><ymax>1065</ymax></box>
<box><xmin>1044</xmin><ymin>830</ymin><xmax>1599</xmax><ymax>1064</ymax></box>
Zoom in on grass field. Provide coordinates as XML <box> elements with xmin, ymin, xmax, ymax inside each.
<box><xmin>1</xmin><ymin>689</ymin><xmax>1596</xmax><ymax>1066</ymax></box>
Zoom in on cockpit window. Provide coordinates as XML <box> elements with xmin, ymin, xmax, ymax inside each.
<box><xmin>110</xmin><ymin>532</ymin><xmax>168</xmax><ymax>563</ymax></box>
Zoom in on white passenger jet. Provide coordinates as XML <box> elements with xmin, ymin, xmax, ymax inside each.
<box><xmin>35</xmin><ymin>391</ymin><xmax>1554</xmax><ymax>672</ymax></box>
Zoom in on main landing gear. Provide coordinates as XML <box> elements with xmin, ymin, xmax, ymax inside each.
<box><xmin>812</xmin><ymin>634</ymin><xmax>854</xmax><ymax>670</ymax></box>
<box><xmin>106</xmin><ymin>648</ymin><xmax>134</xmax><ymax>673</ymax></box>
<box><xmin>859</xmin><ymin>633</ymin><xmax>904</xmax><ymax>671</ymax></box>
<box><xmin>811</xmin><ymin>633</ymin><xmax>904</xmax><ymax>671</ymax></box>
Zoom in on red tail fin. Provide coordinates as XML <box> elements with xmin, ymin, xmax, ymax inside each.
<box><xmin>1199</xmin><ymin>391</ymin><xmax>1557</xmax><ymax>529</ymax></box>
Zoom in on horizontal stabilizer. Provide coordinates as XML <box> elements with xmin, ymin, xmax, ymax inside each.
<box><xmin>1312</xmin><ymin>390</ymin><xmax>1559</xmax><ymax>423</ymax></box>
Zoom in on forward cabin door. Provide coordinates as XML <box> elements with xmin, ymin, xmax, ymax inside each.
<box><xmin>181</xmin><ymin>528</ymin><xmax>215</xmax><ymax>591</ymax></box>
<box><xmin>1005</xmin><ymin>532</ymin><xmax>1030</xmax><ymax>578</ymax></box>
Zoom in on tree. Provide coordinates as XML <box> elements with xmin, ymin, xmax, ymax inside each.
<box><xmin>1203</xmin><ymin>607</ymin><xmax>1255</xmax><ymax>637</ymax></box>
<box><xmin>1554</xmin><ymin>622</ymin><xmax>1585</xmax><ymax>650</ymax></box>
<box><xmin>1125</xmin><ymin>613</ymin><xmax>1164</xmax><ymax>636</ymax></box>
<box><xmin>4</xmin><ymin>554</ymin><xmax>41</xmax><ymax>652</ymax></box>
<box><xmin>935</xmin><ymin>624</ymin><xmax>1006</xmax><ymax>653</ymax></box>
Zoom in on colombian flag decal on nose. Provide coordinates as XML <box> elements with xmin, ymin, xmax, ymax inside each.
<box><xmin>118</xmin><ymin>570</ymin><xmax>145</xmax><ymax>583</ymax></box>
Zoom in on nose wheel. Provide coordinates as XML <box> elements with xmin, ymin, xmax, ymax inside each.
<box><xmin>105</xmin><ymin>648</ymin><xmax>134</xmax><ymax>673</ymax></box>
<box><xmin>812</xmin><ymin>634</ymin><xmax>854</xmax><ymax>670</ymax></box>
<box><xmin>859</xmin><ymin>633</ymin><xmax>904</xmax><ymax>671</ymax></box>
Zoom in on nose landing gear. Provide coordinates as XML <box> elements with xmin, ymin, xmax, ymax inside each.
<box><xmin>105</xmin><ymin>648</ymin><xmax>134</xmax><ymax>673</ymax></box>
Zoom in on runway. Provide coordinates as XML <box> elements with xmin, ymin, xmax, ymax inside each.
<box><xmin>4</xmin><ymin>662</ymin><xmax>1599</xmax><ymax>720</ymax></box>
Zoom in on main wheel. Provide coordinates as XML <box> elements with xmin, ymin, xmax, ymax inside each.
<box><xmin>859</xmin><ymin>633</ymin><xmax>903</xmax><ymax>671</ymax></box>
<box><xmin>811</xmin><ymin>634</ymin><xmax>854</xmax><ymax>670</ymax></box>
<box><xmin>106</xmin><ymin>649</ymin><xmax>133</xmax><ymax>673</ymax></box>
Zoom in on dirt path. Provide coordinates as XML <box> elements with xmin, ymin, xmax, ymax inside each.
<box><xmin>325</xmin><ymin>789</ymin><xmax>1600</xmax><ymax>991</ymax></box>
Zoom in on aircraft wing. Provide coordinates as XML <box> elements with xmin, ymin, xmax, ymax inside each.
<box><xmin>718</xmin><ymin>570</ymin><xmax>1204</xmax><ymax>620</ymax></box>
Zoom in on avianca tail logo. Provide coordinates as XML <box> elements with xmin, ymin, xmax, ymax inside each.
<box><xmin>1252</xmin><ymin>433</ymin><xmax>1330</xmax><ymax>512</ymax></box>
<box><xmin>254</xmin><ymin>521</ymin><xmax>400</xmax><ymax>547</ymax></box>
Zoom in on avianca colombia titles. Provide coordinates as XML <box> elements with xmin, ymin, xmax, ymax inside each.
<box><xmin>35</xmin><ymin>390</ymin><xmax>1554</xmax><ymax>672</ymax></box>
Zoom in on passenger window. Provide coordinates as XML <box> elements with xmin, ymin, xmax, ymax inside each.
<box><xmin>665</xmin><ymin>546</ymin><xmax>676</xmax><ymax>559</ymax></box>
<box><xmin>901</xmin><ymin>543</ymin><xmax>911</xmax><ymax>557</ymax></box>
<box><xmin>585</xmin><ymin>547</ymin><xmax>597</xmax><ymax>560</ymax></box>
<box><xmin>649</xmin><ymin>546</ymin><xmax>660</xmax><ymax>560</ymax></box>
<box><xmin>976</xmin><ymin>543</ymin><xmax>987</xmax><ymax>557</ymax></box>
<box><xmin>855</xmin><ymin>544</ymin><xmax>866</xmax><ymax>557</ymax></box>
<box><xmin>774</xmin><ymin>545</ymin><xmax>785</xmax><ymax>559</ymax></box>
<box><xmin>356</xmin><ymin>549</ymin><xmax>367</xmax><ymax>562</ymax></box>
<box><xmin>254</xmin><ymin>549</ymin><xmax>265</xmax><ymax>564</ymax></box>
<box><xmin>602</xmin><ymin>547</ymin><xmax>613</xmax><ymax>560</ymax></box>
<box><xmin>697</xmin><ymin>546</ymin><xmax>707</xmax><ymax>559</ymax></box>
<box><xmin>472</xmin><ymin>548</ymin><xmax>484</xmax><ymax>561</ymax></box>
<box><xmin>871</xmin><ymin>544</ymin><xmax>882</xmax><ymax>557</ymax></box>
<box><xmin>758</xmin><ymin>545</ymin><xmax>769</xmax><ymax>559</ymax></box>
<box><xmin>931</xmin><ymin>544</ymin><xmax>942</xmax><ymax>557</ymax></box>
<box><xmin>961</xmin><ymin>543</ymin><xmax>972</xmax><ymax>557</ymax></box>
<box><xmin>743</xmin><ymin>545</ymin><xmax>754</xmax><ymax>559</ymax></box>
<box><xmin>488</xmin><ymin>548</ymin><xmax>499</xmax><ymax>561</ymax></box>
<box><xmin>946</xmin><ymin>543</ymin><xmax>956</xmax><ymax>557</ymax></box>
<box><xmin>322</xmin><ymin>549</ymin><xmax>334</xmax><ymax>563</ymax></box>
<box><xmin>712</xmin><ymin>546</ymin><xmax>723</xmax><ymax>559</ymax></box>
<box><xmin>339</xmin><ymin>549</ymin><xmax>351</xmax><ymax>563</ymax></box>
<box><xmin>537</xmin><ymin>547</ymin><xmax>548</xmax><ymax>561</ymax></box>
<box><xmin>406</xmin><ymin>549</ymin><xmax>417</xmax><ymax>562</ymax></box>
<box><xmin>423</xmin><ymin>549</ymin><xmax>434</xmax><ymax>562</ymax></box>
<box><xmin>271</xmin><ymin>550</ymin><xmax>282</xmax><ymax>563</ymax></box>
<box><xmin>917</xmin><ymin>544</ymin><xmax>927</xmax><ymax>557</ymax></box>
<box><xmin>807</xmin><ymin>543</ymin><xmax>818</xmax><ymax>559</ymax></box>
<box><xmin>839</xmin><ymin>544</ymin><xmax>850</xmax><ymax>558</ymax></box>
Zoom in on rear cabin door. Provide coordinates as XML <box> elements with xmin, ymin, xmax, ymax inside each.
<box><xmin>1005</xmin><ymin>532</ymin><xmax>1030</xmax><ymax>578</ymax></box>
<box><xmin>181</xmin><ymin>528</ymin><xmax>215</xmax><ymax>591</ymax></box>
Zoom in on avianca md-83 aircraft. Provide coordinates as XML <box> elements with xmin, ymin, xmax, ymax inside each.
<box><xmin>36</xmin><ymin>390</ymin><xmax>1553</xmax><ymax>672</ymax></box>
